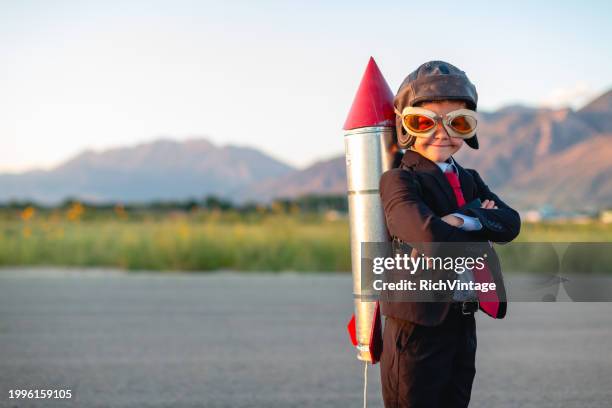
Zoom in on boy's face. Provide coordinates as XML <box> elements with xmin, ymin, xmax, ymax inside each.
<box><xmin>411</xmin><ymin>100</ymin><xmax>466</xmax><ymax>163</ymax></box>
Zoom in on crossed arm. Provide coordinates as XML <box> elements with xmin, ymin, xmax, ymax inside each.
<box><xmin>379</xmin><ymin>168</ymin><xmax>521</xmax><ymax>245</ymax></box>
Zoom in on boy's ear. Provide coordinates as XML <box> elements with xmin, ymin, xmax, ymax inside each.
<box><xmin>397</xmin><ymin>132</ymin><xmax>416</xmax><ymax>149</ymax></box>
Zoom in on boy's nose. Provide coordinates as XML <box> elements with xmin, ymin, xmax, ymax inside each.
<box><xmin>433</xmin><ymin>122</ymin><xmax>451</xmax><ymax>139</ymax></box>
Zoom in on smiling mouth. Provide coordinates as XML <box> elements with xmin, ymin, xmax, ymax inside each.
<box><xmin>429</xmin><ymin>144</ymin><xmax>451</xmax><ymax>147</ymax></box>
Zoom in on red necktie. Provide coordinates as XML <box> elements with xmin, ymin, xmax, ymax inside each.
<box><xmin>443</xmin><ymin>169</ymin><xmax>466</xmax><ymax>207</ymax></box>
<box><xmin>443</xmin><ymin>166</ymin><xmax>501</xmax><ymax>318</ymax></box>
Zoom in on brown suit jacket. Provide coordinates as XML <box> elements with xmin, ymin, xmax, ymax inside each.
<box><xmin>379</xmin><ymin>150</ymin><xmax>521</xmax><ymax>325</ymax></box>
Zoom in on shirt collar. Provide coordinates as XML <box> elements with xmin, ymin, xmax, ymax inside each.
<box><xmin>435</xmin><ymin>156</ymin><xmax>457</xmax><ymax>174</ymax></box>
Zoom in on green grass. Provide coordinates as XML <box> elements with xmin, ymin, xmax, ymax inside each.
<box><xmin>516</xmin><ymin>221</ymin><xmax>612</xmax><ymax>241</ymax></box>
<box><xmin>0</xmin><ymin>215</ymin><xmax>351</xmax><ymax>272</ymax></box>
<box><xmin>1</xmin><ymin>212</ymin><xmax>611</xmax><ymax>272</ymax></box>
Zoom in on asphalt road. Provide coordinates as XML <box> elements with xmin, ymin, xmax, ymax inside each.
<box><xmin>1</xmin><ymin>268</ymin><xmax>611</xmax><ymax>408</ymax></box>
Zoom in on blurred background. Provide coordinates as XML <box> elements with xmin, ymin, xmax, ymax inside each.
<box><xmin>1</xmin><ymin>0</ymin><xmax>611</xmax><ymax>271</ymax></box>
<box><xmin>1</xmin><ymin>1</ymin><xmax>612</xmax><ymax>407</ymax></box>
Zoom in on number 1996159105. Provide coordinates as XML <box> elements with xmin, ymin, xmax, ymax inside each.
<box><xmin>9</xmin><ymin>389</ymin><xmax>72</xmax><ymax>399</ymax></box>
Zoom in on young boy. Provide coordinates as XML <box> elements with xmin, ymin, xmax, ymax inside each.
<box><xmin>378</xmin><ymin>61</ymin><xmax>521</xmax><ymax>408</ymax></box>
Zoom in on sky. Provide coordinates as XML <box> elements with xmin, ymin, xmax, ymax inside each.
<box><xmin>1</xmin><ymin>0</ymin><xmax>611</xmax><ymax>172</ymax></box>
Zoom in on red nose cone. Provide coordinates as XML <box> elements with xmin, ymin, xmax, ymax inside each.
<box><xmin>343</xmin><ymin>57</ymin><xmax>395</xmax><ymax>130</ymax></box>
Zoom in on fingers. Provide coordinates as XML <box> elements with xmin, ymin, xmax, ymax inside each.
<box><xmin>481</xmin><ymin>199</ymin><xmax>496</xmax><ymax>209</ymax></box>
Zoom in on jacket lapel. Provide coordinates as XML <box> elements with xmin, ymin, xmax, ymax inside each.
<box><xmin>401</xmin><ymin>151</ymin><xmax>458</xmax><ymax>207</ymax></box>
<box><xmin>454</xmin><ymin>160</ymin><xmax>474</xmax><ymax>203</ymax></box>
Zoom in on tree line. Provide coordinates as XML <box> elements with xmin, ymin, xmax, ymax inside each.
<box><xmin>0</xmin><ymin>194</ymin><xmax>348</xmax><ymax>215</ymax></box>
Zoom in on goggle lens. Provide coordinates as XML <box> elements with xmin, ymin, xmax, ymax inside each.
<box><xmin>404</xmin><ymin>114</ymin><xmax>435</xmax><ymax>133</ymax></box>
<box><xmin>449</xmin><ymin>115</ymin><xmax>477</xmax><ymax>134</ymax></box>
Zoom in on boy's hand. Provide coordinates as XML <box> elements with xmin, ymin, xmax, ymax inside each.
<box><xmin>481</xmin><ymin>199</ymin><xmax>498</xmax><ymax>209</ymax></box>
<box><xmin>441</xmin><ymin>214</ymin><xmax>464</xmax><ymax>227</ymax></box>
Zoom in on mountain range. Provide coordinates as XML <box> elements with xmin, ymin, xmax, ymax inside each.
<box><xmin>0</xmin><ymin>139</ymin><xmax>291</xmax><ymax>203</ymax></box>
<box><xmin>2</xmin><ymin>90</ymin><xmax>611</xmax><ymax>212</ymax></box>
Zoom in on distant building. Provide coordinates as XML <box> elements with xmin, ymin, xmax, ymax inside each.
<box><xmin>523</xmin><ymin>210</ymin><xmax>542</xmax><ymax>222</ymax></box>
<box><xmin>522</xmin><ymin>205</ymin><xmax>598</xmax><ymax>223</ymax></box>
<box><xmin>601</xmin><ymin>210</ymin><xmax>612</xmax><ymax>224</ymax></box>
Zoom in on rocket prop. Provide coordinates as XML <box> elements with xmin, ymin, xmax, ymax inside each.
<box><xmin>344</xmin><ymin>57</ymin><xmax>395</xmax><ymax>363</ymax></box>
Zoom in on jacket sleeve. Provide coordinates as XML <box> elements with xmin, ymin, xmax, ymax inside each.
<box><xmin>456</xmin><ymin>169</ymin><xmax>521</xmax><ymax>244</ymax></box>
<box><xmin>379</xmin><ymin>169</ymin><xmax>479</xmax><ymax>244</ymax></box>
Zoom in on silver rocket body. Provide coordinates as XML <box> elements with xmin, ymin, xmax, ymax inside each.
<box><xmin>344</xmin><ymin>125</ymin><xmax>395</xmax><ymax>362</ymax></box>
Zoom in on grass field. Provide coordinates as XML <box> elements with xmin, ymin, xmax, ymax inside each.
<box><xmin>1</xmin><ymin>211</ymin><xmax>350</xmax><ymax>271</ymax></box>
<box><xmin>2</xmin><ymin>207</ymin><xmax>611</xmax><ymax>272</ymax></box>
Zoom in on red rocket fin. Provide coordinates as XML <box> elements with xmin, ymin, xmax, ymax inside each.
<box><xmin>347</xmin><ymin>314</ymin><xmax>358</xmax><ymax>346</ymax></box>
<box><xmin>343</xmin><ymin>57</ymin><xmax>395</xmax><ymax>130</ymax></box>
<box><xmin>347</xmin><ymin>304</ymin><xmax>383</xmax><ymax>364</ymax></box>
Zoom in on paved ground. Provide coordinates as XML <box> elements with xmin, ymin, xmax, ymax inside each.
<box><xmin>0</xmin><ymin>268</ymin><xmax>611</xmax><ymax>407</ymax></box>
